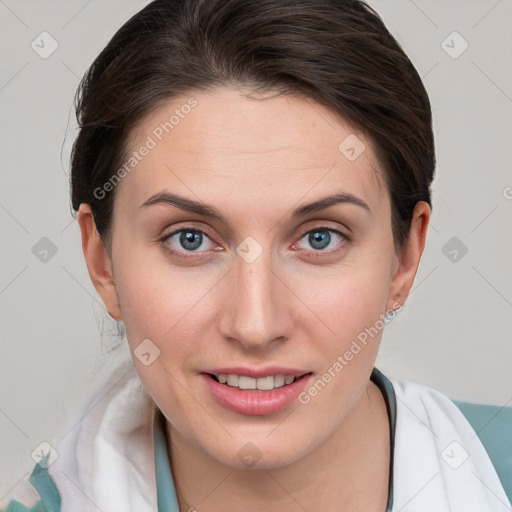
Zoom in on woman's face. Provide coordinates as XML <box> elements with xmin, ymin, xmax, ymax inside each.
<box><xmin>81</xmin><ymin>86</ymin><xmax>426</xmax><ymax>469</ymax></box>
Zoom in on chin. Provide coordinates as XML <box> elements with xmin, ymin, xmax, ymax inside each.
<box><xmin>200</xmin><ymin>431</ymin><xmax>314</xmax><ymax>470</ymax></box>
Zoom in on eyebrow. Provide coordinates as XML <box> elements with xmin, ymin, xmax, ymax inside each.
<box><xmin>140</xmin><ymin>190</ymin><xmax>370</xmax><ymax>224</ymax></box>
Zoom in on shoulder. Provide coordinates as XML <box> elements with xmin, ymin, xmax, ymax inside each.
<box><xmin>389</xmin><ymin>377</ymin><xmax>511</xmax><ymax>510</ymax></box>
<box><xmin>450</xmin><ymin>397</ymin><xmax>512</xmax><ymax>505</ymax></box>
<box><xmin>392</xmin><ymin>378</ymin><xmax>511</xmax><ymax>457</ymax></box>
<box><xmin>1</xmin><ymin>358</ymin><xmax>159</xmax><ymax>512</ymax></box>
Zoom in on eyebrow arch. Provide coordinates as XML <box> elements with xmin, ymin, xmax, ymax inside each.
<box><xmin>140</xmin><ymin>192</ymin><xmax>230</xmax><ymax>225</ymax></box>
<box><xmin>140</xmin><ymin>190</ymin><xmax>370</xmax><ymax>224</ymax></box>
<box><xmin>291</xmin><ymin>192</ymin><xmax>370</xmax><ymax>217</ymax></box>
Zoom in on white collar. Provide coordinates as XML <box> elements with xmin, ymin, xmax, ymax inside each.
<box><xmin>391</xmin><ymin>378</ymin><xmax>510</xmax><ymax>511</ymax></box>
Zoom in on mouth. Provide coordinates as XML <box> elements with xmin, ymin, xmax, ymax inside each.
<box><xmin>201</xmin><ymin>371</ymin><xmax>314</xmax><ymax>415</ymax></box>
<box><xmin>204</xmin><ymin>372</ymin><xmax>311</xmax><ymax>391</ymax></box>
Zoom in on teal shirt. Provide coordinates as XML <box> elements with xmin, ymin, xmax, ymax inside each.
<box><xmin>3</xmin><ymin>368</ymin><xmax>510</xmax><ymax>511</ymax></box>
<box><xmin>1</xmin><ymin>453</ymin><xmax>61</xmax><ymax>512</ymax></box>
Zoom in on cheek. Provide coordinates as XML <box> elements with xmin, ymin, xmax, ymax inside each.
<box><xmin>112</xmin><ymin>259</ymin><xmax>212</xmax><ymax>412</ymax></box>
<box><xmin>303</xmin><ymin>259</ymin><xmax>392</xmax><ymax>334</ymax></box>
<box><xmin>115</xmin><ymin>268</ymin><xmax>205</xmax><ymax>347</ymax></box>
<box><xmin>111</xmin><ymin>242</ymin><xmax>223</xmax><ymax>375</ymax></box>
<box><xmin>296</xmin><ymin>259</ymin><xmax>393</xmax><ymax>387</ymax></box>
<box><xmin>292</xmin><ymin>264</ymin><xmax>391</xmax><ymax>418</ymax></box>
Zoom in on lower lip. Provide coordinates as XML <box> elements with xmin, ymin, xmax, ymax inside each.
<box><xmin>201</xmin><ymin>373</ymin><xmax>313</xmax><ymax>416</ymax></box>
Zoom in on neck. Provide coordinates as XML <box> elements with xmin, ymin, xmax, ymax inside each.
<box><xmin>166</xmin><ymin>380</ymin><xmax>390</xmax><ymax>512</ymax></box>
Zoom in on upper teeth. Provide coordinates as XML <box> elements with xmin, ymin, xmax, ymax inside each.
<box><xmin>216</xmin><ymin>374</ymin><xmax>297</xmax><ymax>390</ymax></box>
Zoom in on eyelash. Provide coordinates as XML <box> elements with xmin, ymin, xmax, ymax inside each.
<box><xmin>158</xmin><ymin>225</ymin><xmax>351</xmax><ymax>260</ymax></box>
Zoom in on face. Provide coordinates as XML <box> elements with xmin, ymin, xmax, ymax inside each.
<box><xmin>81</xmin><ymin>86</ymin><xmax>423</xmax><ymax>470</ymax></box>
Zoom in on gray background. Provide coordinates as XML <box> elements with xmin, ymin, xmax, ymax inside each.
<box><xmin>1</xmin><ymin>0</ymin><xmax>511</xmax><ymax>497</ymax></box>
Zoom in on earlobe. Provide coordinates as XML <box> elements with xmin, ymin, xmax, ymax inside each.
<box><xmin>77</xmin><ymin>204</ymin><xmax>123</xmax><ymax>321</ymax></box>
<box><xmin>386</xmin><ymin>201</ymin><xmax>431</xmax><ymax>313</ymax></box>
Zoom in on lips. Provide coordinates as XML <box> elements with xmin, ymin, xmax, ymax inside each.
<box><xmin>200</xmin><ymin>367</ymin><xmax>314</xmax><ymax>415</ymax></box>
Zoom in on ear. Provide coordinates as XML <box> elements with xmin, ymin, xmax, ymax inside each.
<box><xmin>386</xmin><ymin>201</ymin><xmax>431</xmax><ymax>312</ymax></box>
<box><xmin>77</xmin><ymin>204</ymin><xmax>122</xmax><ymax>321</ymax></box>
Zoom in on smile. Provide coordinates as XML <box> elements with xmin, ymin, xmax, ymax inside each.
<box><xmin>201</xmin><ymin>371</ymin><xmax>313</xmax><ymax>415</ymax></box>
<box><xmin>209</xmin><ymin>373</ymin><xmax>301</xmax><ymax>390</ymax></box>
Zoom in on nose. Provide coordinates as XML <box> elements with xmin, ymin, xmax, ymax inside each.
<box><xmin>218</xmin><ymin>245</ymin><xmax>294</xmax><ymax>352</ymax></box>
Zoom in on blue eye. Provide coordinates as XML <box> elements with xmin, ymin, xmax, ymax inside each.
<box><xmin>297</xmin><ymin>227</ymin><xmax>346</xmax><ymax>252</ymax></box>
<box><xmin>162</xmin><ymin>228</ymin><xmax>215</xmax><ymax>256</ymax></box>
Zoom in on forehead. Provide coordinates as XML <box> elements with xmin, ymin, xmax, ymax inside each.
<box><xmin>118</xmin><ymin>86</ymin><xmax>386</xmax><ymax>216</ymax></box>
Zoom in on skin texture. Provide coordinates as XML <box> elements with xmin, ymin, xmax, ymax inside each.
<box><xmin>78</xmin><ymin>86</ymin><xmax>430</xmax><ymax>511</ymax></box>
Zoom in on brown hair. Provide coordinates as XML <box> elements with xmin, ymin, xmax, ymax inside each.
<box><xmin>70</xmin><ymin>0</ymin><xmax>435</xmax><ymax>251</ymax></box>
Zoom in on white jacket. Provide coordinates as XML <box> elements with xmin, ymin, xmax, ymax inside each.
<box><xmin>2</xmin><ymin>360</ymin><xmax>510</xmax><ymax>512</ymax></box>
